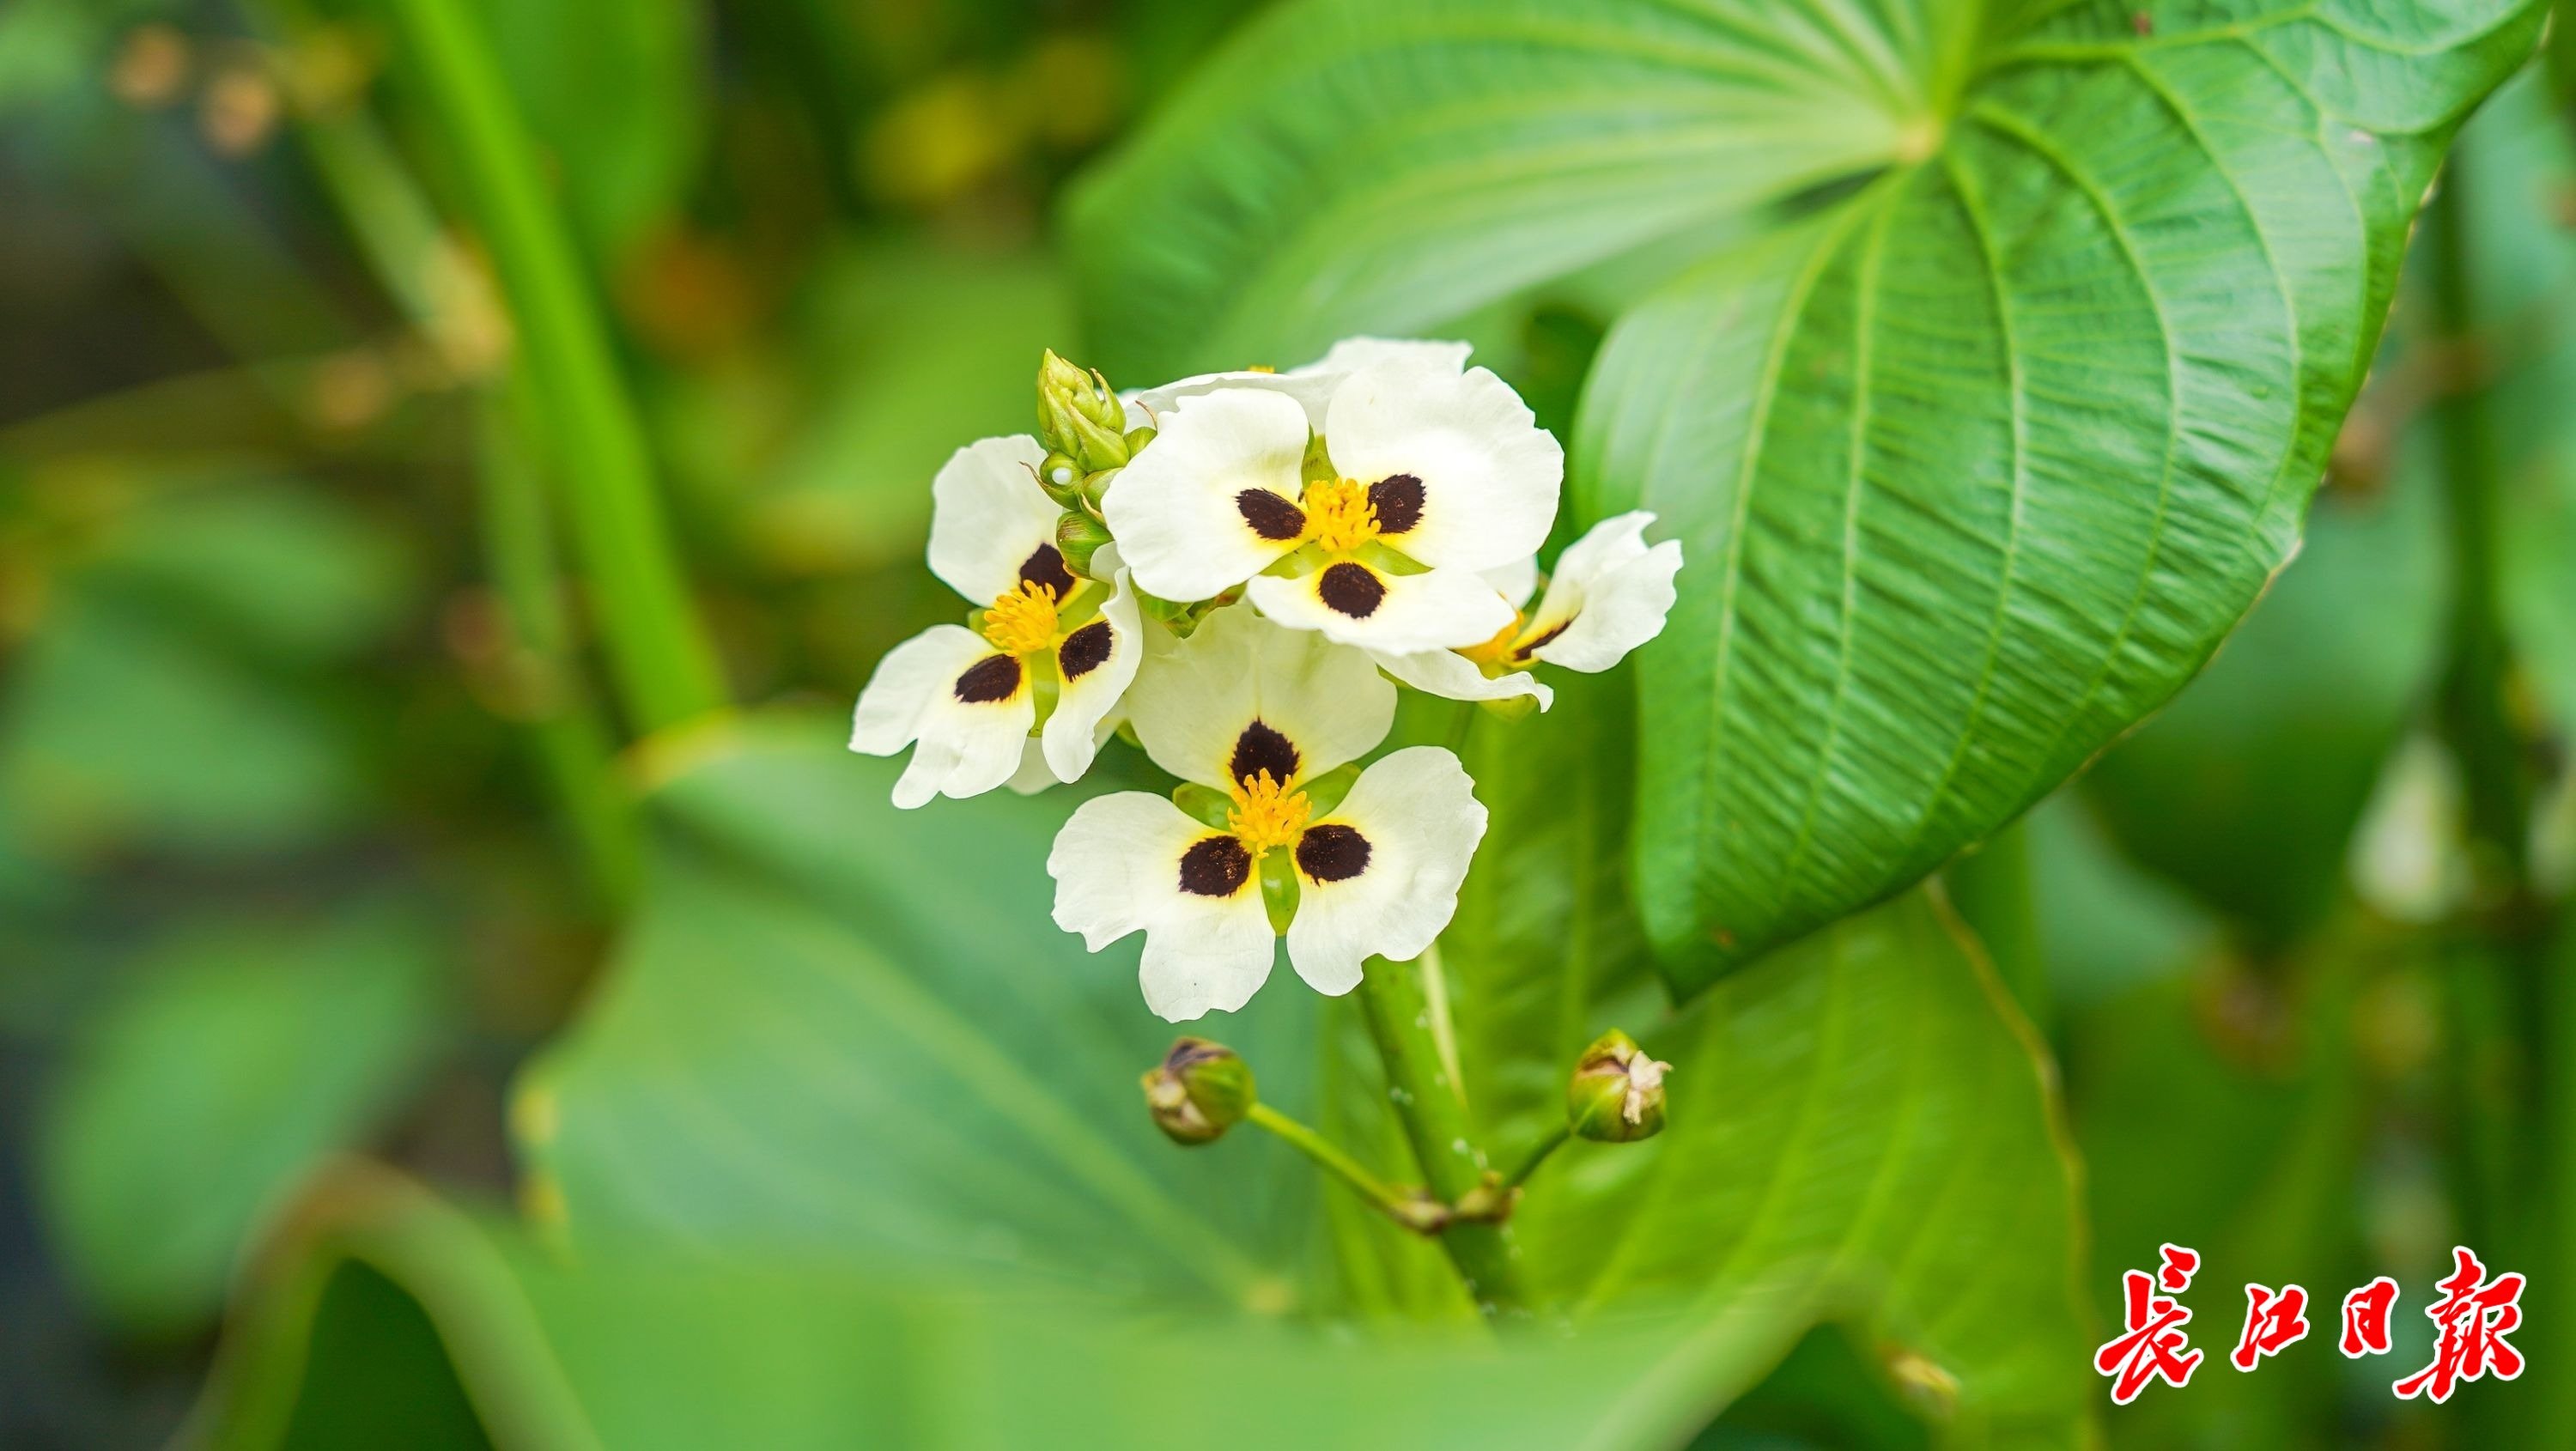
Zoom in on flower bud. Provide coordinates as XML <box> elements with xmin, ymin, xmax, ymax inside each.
<box><xmin>1055</xmin><ymin>509</ymin><xmax>1111</xmax><ymax>578</ymax></box>
<box><xmin>1037</xmin><ymin>451</ymin><xmax>1084</xmax><ymax>507</ymax></box>
<box><xmin>1123</xmin><ymin>425</ymin><xmax>1157</xmax><ymax>455</ymax></box>
<box><xmin>1567</xmin><ymin>1029</ymin><xmax>1671</xmax><ymax>1143</ymax></box>
<box><xmin>1142</xmin><ymin>1038</ymin><xmax>1255</xmax><ymax>1145</ymax></box>
<box><xmin>1079</xmin><ymin>468</ymin><xmax>1118</xmax><ymax>513</ymax></box>
<box><xmin>1038</xmin><ymin>349</ymin><xmax>1131</xmax><ymax>473</ymax></box>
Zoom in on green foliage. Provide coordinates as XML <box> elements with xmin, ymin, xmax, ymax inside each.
<box><xmin>36</xmin><ymin>905</ymin><xmax>450</xmax><ymax>1335</ymax></box>
<box><xmin>1071</xmin><ymin>0</ymin><xmax>2545</xmax><ymax>991</ymax></box>
<box><xmin>0</xmin><ymin>478</ymin><xmax>409</xmax><ymax>859</ymax></box>
<box><xmin>2082</xmin><ymin>467</ymin><xmax>2445</xmax><ymax>944</ymax></box>
<box><xmin>472</xmin><ymin>0</ymin><xmax>707</xmax><ymax>268</ymax></box>
<box><xmin>9</xmin><ymin>0</ymin><xmax>2568</xmax><ymax>1445</ymax></box>
<box><xmin>519</xmin><ymin>716</ymin><xmax>1324</xmax><ymax>1302</ymax></box>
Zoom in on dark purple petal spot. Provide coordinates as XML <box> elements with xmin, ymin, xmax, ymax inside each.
<box><xmin>1295</xmin><ymin>823</ymin><xmax>1371</xmax><ymax>883</ymax></box>
<box><xmin>1057</xmin><ymin>621</ymin><xmax>1114</xmax><ymax>681</ymax></box>
<box><xmin>1235</xmin><ymin>489</ymin><xmax>1307</xmax><ymax>542</ymax></box>
<box><xmin>951</xmin><ymin>653</ymin><xmax>1023</xmax><ymax>704</ymax></box>
<box><xmin>1513</xmin><ymin>621</ymin><xmax>1571</xmax><ymax>660</ymax></box>
<box><xmin>1177</xmin><ymin>835</ymin><xmax>1253</xmax><ymax>897</ymax></box>
<box><xmin>1230</xmin><ymin>719</ymin><xmax>1300</xmax><ymax>787</ymax></box>
<box><xmin>1366</xmin><ymin>474</ymin><xmax>1425</xmax><ymax>535</ymax></box>
<box><xmin>1316</xmin><ymin>562</ymin><xmax>1386</xmax><ymax>619</ymax></box>
<box><xmin>1018</xmin><ymin>544</ymin><xmax>1076</xmax><ymax>599</ymax></box>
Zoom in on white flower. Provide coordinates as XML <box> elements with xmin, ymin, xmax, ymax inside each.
<box><xmin>1368</xmin><ymin>511</ymin><xmax>1685</xmax><ymax>708</ymax></box>
<box><xmin>1103</xmin><ymin>349</ymin><xmax>1561</xmax><ymax>655</ymax></box>
<box><xmin>1047</xmin><ymin>609</ymin><xmax>1488</xmax><ymax>1022</ymax></box>
<box><xmin>850</xmin><ymin>436</ymin><xmax>1144</xmax><ymax>808</ymax></box>
<box><xmin>1125</xmin><ymin>337</ymin><xmax>1475</xmax><ymax>430</ymax></box>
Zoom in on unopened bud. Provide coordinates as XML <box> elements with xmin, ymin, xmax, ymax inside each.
<box><xmin>1038</xmin><ymin>349</ymin><xmax>1131</xmax><ymax>472</ymax></box>
<box><xmin>1123</xmin><ymin>424</ymin><xmax>1157</xmax><ymax>455</ymax></box>
<box><xmin>1567</xmin><ymin>1029</ymin><xmax>1670</xmax><ymax>1142</ymax></box>
<box><xmin>1080</xmin><ymin>468</ymin><xmax>1118</xmax><ymax>512</ymax></box>
<box><xmin>1038</xmin><ymin>451</ymin><xmax>1084</xmax><ymax>507</ymax></box>
<box><xmin>1143</xmin><ymin>1038</ymin><xmax>1255</xmax><ymax>1146</ymax></box>
<box><xmin>1056</xmin><ymin>509</ymin><xmax>1111</xmax><ymax>579</ymax></box>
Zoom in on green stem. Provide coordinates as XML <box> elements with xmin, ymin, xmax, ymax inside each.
<box><xmin>476</xmin><ymin>394</ymin><xmax>641</xmax><ymax>909</ymax></box>
<box><xmin>1355</xmin><ymin>951</ymin><xmax>1528</xmax><ymax>1319</ymax></box>
<box><xmin>2425</xmin><ymin>160</ymin><xmax>2553</xmax><ymax>1444</ymax></box>
<box><xmin>1499</xmin><ymin>1125</ymin><xmax>1571</xmax><ymax>1195</ymax></box>
<box><xmin>255</xmin><ymin>0</ymin><xmax>643</xmax><ymax>908</ymax></box>
<box><xmin>379</xmin><ymin>0</ymin><xmax>727</xmax><ymax>733</ymax></box>
<box><xmin>1243</xmin><ymin>1103</ymin><xmax>1438</xmax><ymax>1232</ymax></box>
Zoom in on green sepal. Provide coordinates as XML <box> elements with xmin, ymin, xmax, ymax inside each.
<box><xmin>1056</xmin><ymin>510</ymin><xmax>1111</xmax><ymax>579</ymax></box>
<box><xmin>1172</xmin><ymin>784</ymin><xmax>1234</xmax><ymax>830</ymax></box>
<box><xmin>1259</xmin><ymin>852</ymin><xmax>1301</xmax><ymax>935</ymax></box>
<box><xmin>1301</xmin><ymin>431</ymin><xmax>1337</xmax><ymax>486</ymax></box>
<box><xmin>1038</xmin><ymin>452</ymin><xmax>1084</xmax><ymax>507</ymax></box>
<box><xmin>1301</xmin><ymin>762</ymin><xmax>1360</xmax><ymax>817</ymax></box>
<box><xmin>1141</xmin><ymin>1038</ymin><xmax>1255</xmax><ymax>1147</ymax></box>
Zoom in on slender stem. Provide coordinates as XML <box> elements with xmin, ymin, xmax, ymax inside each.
<box><xmin>1243</xmin><ymin>1103</ymin><xmax>1436</xmax><ymax>1232</ymax></box>
<box><xmin>380</xmin><ymin>0</ymin><xmax>728</xmax><ymax>733</ymax></box>
<box><xmin>476</xmin><ymin>393</ymin><xmax>641</xmax><ymax>909</ymax></box>
<box><xmin>2424</xmin><ymin>161</ymin><xmax>2554</xmax><ymax>1445</ymax></box>
<box><xmin>1499</xmin><ymin>1125</ymin><xmax>1571</xmax><ymax>1195</ymax></box>
<box><xmin>1356</xmin><ymin>951</ymin><xmax>1528</xmax><ymax>1319</ymax></box>
<box><xmin>254</xmin><ymin>0</ymin><xmax>644</xmax><ymax>908</ymax></box>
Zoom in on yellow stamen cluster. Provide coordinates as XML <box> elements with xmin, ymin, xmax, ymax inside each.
<box><xmin>981</xmin><ymin>580</ymin><xmax>1062</xmax><ymax>656</ymax></box>
<box><xmin>1460</xmin><ymin>611</ymin><xmax>1527</xmax><ymax>666</ymax></box>
<box><xmin>1226</xmin><ymin>771</ymin><xmax>1311</xmax><ymax>857</ymax></box>
<box><xmin>1301</xmin><ymin>477</ymin><xmax>1378</xmax><ymax>555</ymax></box>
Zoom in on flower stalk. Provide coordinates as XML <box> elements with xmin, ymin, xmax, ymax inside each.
<box><xmin>1244</xmin><ymin>1103</ymin><xmax>1446</xmax><ymax>1235</ymax></box>
<box><xmin>1355</xmin><ymin>950</ymin><xmax>1528</xmax><ymax>1318</ymax></box>
<box><xmin>380</xmin><ymin>0</ymin><xmax>727</xmax><ymax>733</ymax></box>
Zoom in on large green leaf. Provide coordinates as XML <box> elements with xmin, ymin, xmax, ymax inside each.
<box><xmin>195</xmin><ymin>1169</ymin><xmax>1744</xmax><ymax>1451</ymax></box>
<box><xmin>508</xmin><ymin>710</ymin><xmax>2089</xmax><ymax>1442</ymax></box>
<box><xmin>35</xmin><ymin>905</ymin><xmax>448</xmax><ymax>1335</ymax></box>
<box><xmin>1431</xmin><ymin>681</ymin><xmax>2093</xmax><ymax>1446</ymax></box>
<box><xmin>516</xmin><ymin>716</ymin><xmax>1323</xmax><ymax>1307</ymax></box>
<box><xmin>1069</xmin><ymin>0</ymin><xmax>2542</xmax><ymax>989</ymax></box>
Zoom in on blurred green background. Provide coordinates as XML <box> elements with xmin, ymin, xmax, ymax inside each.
<box><xmin>2</xmin><ymin>1</ymin><xmax>2573</xmax><ymax>1447</ymax></box>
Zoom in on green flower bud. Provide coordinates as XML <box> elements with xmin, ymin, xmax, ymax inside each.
<box><xmin>1123</xmin><ymin>424</ymin><xmax>1157</xmax><ymax>455</ymax></box>
<box><xmin>1038</xmin><ymin>349</ymin><xmax>1131</xmax><ymax>473</ymax></box>
<box><xmin>1080</xmin><ymin>468</ymin><xmax>1118</xmax><ymax>513</ymax></box>
<box><xmin>1055</xmin><ymin>509</ymin><xmax>1111</xmax><ymax>578</ymax></box>
<box><xmin>1038</xmin><ymin>451</ymin><xmax>1084</xmax><ymax>507</ymax></box>
<box><xmin>1142</xmin><ymin>1038</ymin><xmax>1255</xmax><ymax>1146</ymax></box>
<box><xmin>1567</xmin><ymin>1029</ymin><xmax>1671</xmax><ymax>1143</ymax></box>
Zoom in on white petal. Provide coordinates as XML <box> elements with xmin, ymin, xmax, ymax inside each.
<box><xmin>927</xmin><ymin>435</ymin><xmax>1060</xmax><ymax>606</ymax></box>
<box><xmin>1323</xmin><ymin>361</ymin><xmax>1560</xmax><ymax>573</ymax></box>
<box><xmin>1245</xmin><ymin>562</ymin><xmax>1516</xmax><ymax>656</ymax></box>
<box><xmin>1284</xmin><ymin>746</ymin><xmax>1486</xmax><ymax>996</ymax></box>
<box><xmin>1126</xmin><ymin>605</ymin><xmax>1394</xmax><ymax>791</ymax></box>
<box><xmin>1369</xmin><ymin>647</ymin><xmax>1552</xmax><ymax>710</ymax></box>
<box><xmin>1523</xmin><ymin>512</ymin><xmax>1686</xmax><ymax>673</ymax></box>
<box><xmin>1483</xmin><ymin>555</ymin><xmax>1540</xmax><ymax>610</ymax></box>
<box><xmin>1004</xmin><ymin>738</ymin><xmax>1057</xmax><ymax>795</ymax></box>
<box><xmin>1308</xmin><ymin>337</ymin><xmax>1472</xmax><ymax>379</ymax></box>
<box><xmin>850</xmin><ymin>625</ymin><xmax>1036</xmax><ymax>809</ymax></box>
<box><xmin>1048</xmin><ymin>792</ymin><xmax>1276</xmax><ymax>1022</ymax></box>
<box><xmin>1128</xmin><ymin>369</ymin><xmax>1340</xmax><ymax>431</ymax></box>
<box><xmin>1124</xmin><ymin>339</ymin><xmax>1469</xmax><ymax>431</ymax></box>
<box><xmin>1101</xmin><ymin>388</ymin><xmax>1309</xmax><ymax>603</ymax></box>
<box><xmin>1042</xmin><ymin>570</ymin><xmax>1145</xmax><ymax>783</ymax></box>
